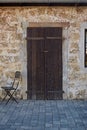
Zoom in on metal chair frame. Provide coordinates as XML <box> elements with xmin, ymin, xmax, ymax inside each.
<box><xmin>1</xmin><ymin>71</ymin><xmax>21</xmax><ymax>104</ymax></box>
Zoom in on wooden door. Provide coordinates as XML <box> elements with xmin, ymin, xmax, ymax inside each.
<box><xmin>27</xmin><ymin>27</ymin><xmax>62</xmax><ymax>100</ymax></box>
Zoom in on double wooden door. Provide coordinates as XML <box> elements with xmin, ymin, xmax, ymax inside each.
<box><xmin>27</xmin><ymin>27</ymin><xmax>62</xmax><ymax>100</ymax></box>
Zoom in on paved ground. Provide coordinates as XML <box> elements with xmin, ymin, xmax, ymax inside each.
<box><xmin>0</xmin><ymin>100</ymin><xmax>87</xmax><ymax>130</ymax></box>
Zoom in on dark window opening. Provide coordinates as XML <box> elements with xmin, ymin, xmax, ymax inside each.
<box><xmin>85</xmin><ymin>29</ymin><xmax>87</xmax><ymax>67</ymax></box>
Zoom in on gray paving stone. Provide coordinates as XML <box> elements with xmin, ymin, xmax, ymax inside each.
<box><xmin>72</xmin><ymin>128</ymin><xmax>86</xmax><ymax>130</ymax></box>
<box><xmin>60</xmin><ymin>128</ymin><xmax>71</xmax><ymax>130</ymax></box>
<box><xmin>48</xmin><ymin>128</ymin><xmax>58</xmax><ymax>130</ymax></box>
<box><xmin>0</xmin><ymin>100</ymin><xmax>87</xmax><ymax>130</ymax></box>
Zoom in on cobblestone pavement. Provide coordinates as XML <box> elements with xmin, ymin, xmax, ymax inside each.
<box><xmin>0</xmin><ymin>100</ymin><xmax>87</xmax><ymax>130</ymax></box>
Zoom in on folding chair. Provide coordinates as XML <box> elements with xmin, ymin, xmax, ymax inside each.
<box><xmin>1</xmin><ymin>71</ymin><xmax>21</xmax><ymax>104</ymax></box>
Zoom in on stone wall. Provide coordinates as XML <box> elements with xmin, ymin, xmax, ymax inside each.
<box><xmin>0</xmin><ymin>6</ymin><xmax>87</xmax><ymax>99</ymax></box>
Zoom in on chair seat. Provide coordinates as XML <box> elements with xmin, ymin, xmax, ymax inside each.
<box><xmin>2</xmin><ymin>86</ymin><xmax>16</xmax><ymax>90</ymax></box>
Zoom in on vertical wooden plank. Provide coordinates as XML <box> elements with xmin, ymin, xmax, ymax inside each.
<box><xmin>32</xmin><ymin>42</ymin><xmax>36</xmax><ymax>99</ymax></box>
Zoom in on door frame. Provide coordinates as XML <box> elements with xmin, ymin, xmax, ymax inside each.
<box><xmin>27</xmin><ymin>27</ymin><xmax>63</xmax><ymax>99</ymax></box>
<box><xmin>21</xmin><ymin>22</ymin><xmax>69</xmax><ymax>99</ymax></box>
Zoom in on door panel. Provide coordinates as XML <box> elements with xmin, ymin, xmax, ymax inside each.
<box><xmin>27</xmin><ymin>27</ymin><xmax>62</xmax><ymax>100</ymax></box>
<box><xmin>46</xmin><ymin>39</ymin><xmax>62</xmax><ymax>99</ymax></box>
<box><xmin>27</xmin><ymin>27</ymin><xmax>45</xmax><ymax>99</ymax></box>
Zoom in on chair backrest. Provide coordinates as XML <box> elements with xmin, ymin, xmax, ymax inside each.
<box><xmin>15</xmin><ymin>71</ymin><xmax>21</xmax><ymax>79</ymax></box>
<box><xmin>12</xmin><ymin>71</ymin><xmax>21</xmax><ymax>89</ymax></box>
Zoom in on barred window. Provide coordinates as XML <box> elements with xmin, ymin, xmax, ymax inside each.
<box><xmin>85</xmin><ymin>29</ymin><xmax>87</xmax><ymax>67</ymax></box>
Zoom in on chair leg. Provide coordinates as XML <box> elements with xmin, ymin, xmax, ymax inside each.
<box><xmin>6</xmin><ymin>96</ymin><xmax>18</xmax><ymax>104</ymax></box>
<box><xmin>6</xmin><ymin>91</ymin><xmax>18</xmax><ymax>104</ymax></box>
<box><xmin>1</xmin><ymin>90</ymin><xmax>18</xmax><ymax>104</ymax></box>
<box><xmin>1</xmin><ymin>91</ymin><xmax>8</xmax><ymax>102</ymax></box>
